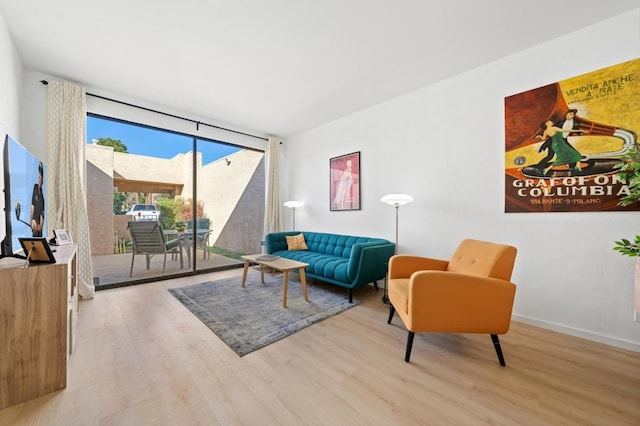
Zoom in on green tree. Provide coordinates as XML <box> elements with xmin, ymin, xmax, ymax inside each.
<box><xmin>113</xmin><ymin>190</ymin><xmax>127</xmax><ymax>214</ymax></box>
<box><xmin>155</xmin><ymin>196</ymin><xmax>182</xmax><ymax>230</ymax></box>
<box><xmin>152</xmin><ymin>197</ymin><xmax>207</xmax><ymax>230</ymax></box>
<box><xmin>96</xmin><ymin>137</ymin><xmax>128</xmax><ymax>153</ymax></box>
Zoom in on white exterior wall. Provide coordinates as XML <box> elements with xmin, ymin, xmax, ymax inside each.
<box><xmin>198</xmin><ymin>150</ymin><xmax>264</xmax><ymax>247</ymax></box>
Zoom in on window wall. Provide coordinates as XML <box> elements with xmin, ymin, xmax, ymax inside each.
<box><xmin>86</xmin><ymin>114</ymin><xmax>265</xmax><ymax>288</ymax></box>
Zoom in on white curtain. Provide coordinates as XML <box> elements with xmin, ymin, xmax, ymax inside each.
<box><xmin>263</xmin><ymin>137</ymin><xmax>282</xmax><ymax>235</ymax></box>
<box><xmin>46</xmin><ymin>80</ymin><xmax>95</xmax><ymax>299</ymax></box>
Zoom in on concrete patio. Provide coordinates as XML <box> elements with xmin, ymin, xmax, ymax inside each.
<box><xmin>92</xmin><ymin>248</ymin><xmax>243</xmax><ymax>287</ymax></box>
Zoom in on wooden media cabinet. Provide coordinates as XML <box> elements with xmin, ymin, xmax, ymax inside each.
<box><xmin>0</xmin><ymin>243</ymin><xmax>78</xmax><ymax>409</ymax></box>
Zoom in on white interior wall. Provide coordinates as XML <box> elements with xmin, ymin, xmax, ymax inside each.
<box><xmin>286</xmin><ymin>9</ymin><xmax>640</xmax><ymax>351</ymax></box>
<box><xmin>0</xmin><ymin>12</ymin><xmax>21</xmax><ymax>140</ymax></box>
<box><xmin>0</xmin><ymin>10</ymin><xmax>23</xmax><ymax>254</ymax></box>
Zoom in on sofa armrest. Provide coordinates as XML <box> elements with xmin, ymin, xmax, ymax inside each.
<box><xmin>389</xmin><ymin>255</ymin><xmax>449</xmax><ymax>279</ymax></box>
<box><xmin>348</xmin><ymin>242</ymin><xmax>396</xmax><ymax>285</ymax></box>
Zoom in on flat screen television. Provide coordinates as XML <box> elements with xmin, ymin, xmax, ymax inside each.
<box><xmin>1</xmin><ymin>135</ymin><xmax>47</xmax><ymax>258</ymax></box>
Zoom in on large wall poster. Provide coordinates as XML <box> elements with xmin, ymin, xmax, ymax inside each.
<box><xmin>505</xmin><ymin>58</ymin><xmax>639</xmax><ymax>213</ymax></box>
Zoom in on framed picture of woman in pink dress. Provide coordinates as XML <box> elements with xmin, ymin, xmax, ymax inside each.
<box><xmin>330</xmin><ymin>151</ymin><xmax>360</xmax><ymax>211</ymax></box>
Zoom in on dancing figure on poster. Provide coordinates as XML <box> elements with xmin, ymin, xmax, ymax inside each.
<box><xmin>536</xmin><ymin>120</ymin><xmax>584</xmax><ymax>175</ymax></box>
<box><xmin>535</xmin><ymin>109</ymin><xmax>582</xmax><ymax>171</ymax></box>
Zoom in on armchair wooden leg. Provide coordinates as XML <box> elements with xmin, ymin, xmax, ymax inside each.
<box><xmin>348</xmin><ymin>289</ymin><xmax>353</xmax><ymax>303</ymax></box>
<box><xmin>405</xmin><ymin>331</ymin><xmax>415</xmax><ymax>362</ymax></box>
<box><xmin>373</xmin><ymin>281</ymin><xmax>379</xmax><ymax>291</ymax></box>
<box><xmin>387</xmin><ymin>303</ymin><xmax>395</xmax><ymax>324</ymax></box>
<box><xmin>491</xmin><ymin>334</ymin><xmax>506</xmax><ymax>366</ymax></box>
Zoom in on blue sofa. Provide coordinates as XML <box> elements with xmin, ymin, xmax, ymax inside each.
<box><xmin>265</xmin><ymin>231</ymin><xmax>396</xmax><ymax>303</ymax></box>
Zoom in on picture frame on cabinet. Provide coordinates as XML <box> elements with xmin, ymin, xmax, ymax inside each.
<box><xmin>18</xmin><ymin>237</ymin><xmax>56</xmax><ymax>263</ymax></box>
<box><xmin>53</xmin><ymin>229</ymin><xmax>73</xmax><ymax>245</ymax></box>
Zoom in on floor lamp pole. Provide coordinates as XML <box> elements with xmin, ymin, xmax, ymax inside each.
<box><xmin>292</xmin><ymin>207</ymin><xmax>296</xmax><ymax>231</ymax></box>
<box><xmin>380</xmin><ymin>193</ymin><xmax>414</xmax><ymax>304</ymax></box>
<box><xmin>394</xmin><ymin>204</ymin><xmax>399</xmax><ymax>254</ymax></box>
<box><xmin>383</xmin><ymin>204</ymin><xmax>400</xmax><ymax>304</ymax></box>
<box><xmin>284</xmin><ymin>201</ymin><xmax>303</xmax><ymax>232</ymax></box>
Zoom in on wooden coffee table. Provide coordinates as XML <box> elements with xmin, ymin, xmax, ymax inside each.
<box><xmin>241</xmin><ymin>254</ymin><xmax>309</xmax><ymax>308</ymax></box>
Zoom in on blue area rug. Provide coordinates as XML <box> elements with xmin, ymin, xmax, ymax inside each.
<box><xmin>169</xmin><ymin>273</ymin><xmax>359</xmax><ymax>356</ymax></box>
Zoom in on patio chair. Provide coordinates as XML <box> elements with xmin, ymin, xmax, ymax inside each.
<box><xmin>127</xmin><ymin>221</ymin><xmax>183</xmax><ymax>276</ymax></box>
<box><xmin>187</xmin><ymin>218</ymin><xmax>212</xmax><ymax>259</ymax></box>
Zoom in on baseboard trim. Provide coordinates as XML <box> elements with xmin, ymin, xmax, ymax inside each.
<box><xmin>512</xmin><ymin>314</ymin><xmax>640</xmax><ymax>353</ymax></box>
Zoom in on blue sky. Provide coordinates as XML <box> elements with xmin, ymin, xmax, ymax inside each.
<box><xmin>87</xmin><ymin>116</ymin><xmax>240</xmax><ymax>165</ymax></box>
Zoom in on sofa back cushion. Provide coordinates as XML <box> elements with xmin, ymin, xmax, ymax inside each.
<box><xmin>300</xmin><ymin>232</ymin><xmax>381</xmax><ymax>257</ymax></box>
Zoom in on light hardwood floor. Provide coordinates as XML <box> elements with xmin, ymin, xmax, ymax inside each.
<box><xmin>1</xmin><ymin>268</ymin><xmax>639</xmax><ymax>425</ymax></box>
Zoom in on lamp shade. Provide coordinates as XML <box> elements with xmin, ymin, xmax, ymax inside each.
<box><xmin>283</xmin><ymin>200</ymin><xmax>303</xmax><ymax>208</ymax></box>
<box><xmin>380</xmin><ymin>193</ymin><xmax>414</xmax><ymax>206</ymax></box>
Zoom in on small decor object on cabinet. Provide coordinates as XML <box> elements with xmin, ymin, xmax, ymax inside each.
<box><xmin>18</xmin><ymin>237</ymin><xmax>56</xmax><ymax>263</ymax></box>
<box><xmin>53</xmin><ymin>229</ymin><xmax>73</xmax><ymax>245</ymax></box>
<box><xmin>330</xmin><ymin>151</ymin><xmax>360</xmax><ymax>211</ymax></box>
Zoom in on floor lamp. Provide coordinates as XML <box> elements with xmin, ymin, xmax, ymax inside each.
<box><xmin>381</xmin><ymin>193</ymin><xmax>414</xmax><ymax>253</ymax></box>
<box><xmin>283</xmin><ymin>201</ymin><xmax>303</xmax><ymax>231</ymax></box>
<box><xmin>380</xmin><ymin>193</ymin><xmax>414</xmax><ymax>302</ymax></box>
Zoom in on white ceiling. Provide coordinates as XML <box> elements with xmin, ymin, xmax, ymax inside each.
<box><xmin>0</xmin><ymin>0</ymin><xmax>638</xmax><ymax>138</ymax></box>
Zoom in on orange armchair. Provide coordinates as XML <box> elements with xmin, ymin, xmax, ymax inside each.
<box><xmin>387</xmin><ymin>239</ymin><xmax>517</xmax><ymax>365</ymax></box>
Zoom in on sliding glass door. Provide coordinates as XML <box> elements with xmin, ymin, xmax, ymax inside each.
<box><xmin>86</xmin><ymin>115</ymin><xmax>263</xmax><ymax>288</ymax></box>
